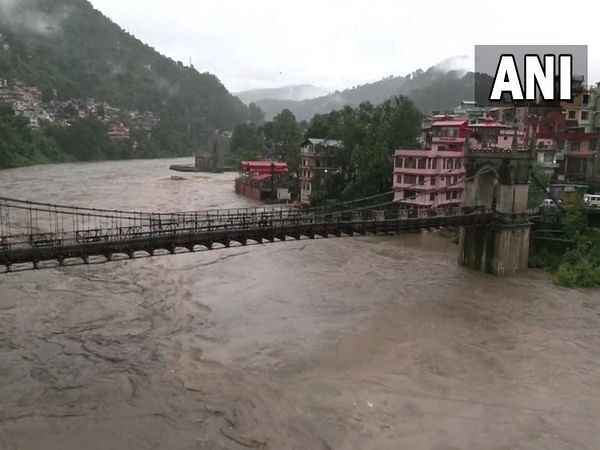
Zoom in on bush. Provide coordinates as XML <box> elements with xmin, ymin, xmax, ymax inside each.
<box><xmin>553</xmin><ymin>259</ymin><xmax>600</xmax><ymax>288</ymax></box>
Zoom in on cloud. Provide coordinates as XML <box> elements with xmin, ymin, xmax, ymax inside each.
<box><xmin>0</xmin><ymin>0</ymin><xmax>71</xmax><ymax>35</ymax></box>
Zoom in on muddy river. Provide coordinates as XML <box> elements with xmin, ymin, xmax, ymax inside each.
<box><xmin>1</xmin><ymin>158</ymin><xmax>599</xmax><ymax>449</ymax></box>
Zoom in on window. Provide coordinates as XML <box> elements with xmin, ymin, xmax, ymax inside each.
<box><xmin>396</xmin><ymin>174</ymin><xmax>402</xmax><ymax>183</ymax></box>
<box><xmin>447</xmin><ymin>159</ymin><xmax>454</xmax><ymax>170</ymax></box>
<box><xmin>404</xmin><ymin>158</ymin><xmax>416</xmax><ymax>169</ymax></box>
<box><xmin>404</xmin><ymin>175</ymin><xmax>417</xmax><ymax>184</ymax></box>
<box><xmin>568</xmin><ymin>110</ymin><xmax>576</xmax><ymax>120</ymax></box>
<box><xmin>395</xmin><ymin>157</ymin><xmax>403</xmax><ymax>168</ymax></box>
<box><xmin>315</xmin><ymin>160</ymin><xmax>320</xmax><ymax>167</ymax></box>
<box><xmin>430</xmin><ymin>193</ymin><xmax>435</xmax><ymax>201</ymax></box>
<box><xmin>452</xmin><ymin>191</ymin><xmax>459</xmax><ymax>200</ymax></box>
<box><xmin>583</xmin><ymin>94</ymin><xmax>589</xmax><ymax>105</ymax></box>
<box><xmin>417</xmin><ymin>158</ymin><xmax>426</xmax><ymax>169</ymax></box>
<box><xmin>446</xmin><ymin>192</ymin><xmax>452</xmax><ymax>200</ymax></box>
<box><xmin>438</xmin><ymin>145</ymin><xmax>446</xmax><ymax>151</ymax></box>
<box><xmin>418</xmin><ymin>176</ymin><xmax>425</xmax><ymax>185</ymax></box>
<box><xmin>404</xmin><ymin>190</ymin><xmax>416</xmax><ymax>199</ymax></box>
<box><xmin>544</xmin><ymin>153</ymin><xmax>554</xmax><ymax>163</ymax></box>
<box><xmin>581</xmin><ymin>111</ymin><xmax>589</xmax><ymax>121</ymax></box>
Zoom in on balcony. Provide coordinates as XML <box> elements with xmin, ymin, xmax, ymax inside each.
<box><xmin>432</xmin><ymin>136</ymin><xmax>466</xmax><ymax>144</ymax></box>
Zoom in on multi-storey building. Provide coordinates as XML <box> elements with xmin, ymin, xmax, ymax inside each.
<box><xmin>561</xmin><ymin>132</ymin><xmax>598</xmax><ymax>182</ymax></box>
<box><xmin>393</xmin><ymin>117</ymin><xmax>529</xmax><ymax>208</ymax></box>
<box><xmin>393</xmin><ymin>119</ymin><xmax>469</xmax><ymax>208</ymax></box>
<box><xmin>561</xmin><ymin>79</ymin><xmax>595</xmax><ymax>133</ymax></box>
<box><xmin>299</xmin><ymin>138</ymin><xmax>344</xmax><ymax>205</ymax></box>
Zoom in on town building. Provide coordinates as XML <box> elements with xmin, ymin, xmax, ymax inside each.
<box><xmin>299</xmin><ymin>138</ymin><xmax>344</xmax><ymax>205</ymax></box>
<box><xmin>561</xmin><ymin>78</ymin><xmax>595</xmax><ymax>133</ymax></box>
<box><xmin>562</xmin><ymin>131</ymin><xmax>598</xmax><ymax>183</ymax></box>
<box><xmin>235</xmin><ymin>160</ymin><xmax>290</xmax><ymax>202</ymax></box>
<box><xmin>393</xmin><ymin>117</ymin><xmax>529</xmax><ymax>208</ymax></box>
<box><xmin>107</xmin><ymin>123</ymin><xmax>130</xmax><ymax>141</ymax></box>
<box><xmin>452</xmin><ymin>101</ymin><xmax>493</xmax><ymax>123</ymax></box>
<box><xmin>393</xmin><ymin>119</ymin><xmax>469</xmax><ymax>208</ymax></box>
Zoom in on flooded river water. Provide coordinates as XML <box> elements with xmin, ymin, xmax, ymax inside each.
<box><xmin>1</xmin><ymin>158</ymin><xmax>599</xmax><ymax>449</ymax></box>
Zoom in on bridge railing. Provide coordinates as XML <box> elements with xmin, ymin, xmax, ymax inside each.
<box><xmin>0</xmin><ymin>205</ymin><xmax>492</xmax><ymax>254</ymax></box>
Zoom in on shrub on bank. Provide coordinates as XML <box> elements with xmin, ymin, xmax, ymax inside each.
<box><xmin>553</xmin><ymin>259</ymin><xmax>600</xmax><ymax>288</ymax></box>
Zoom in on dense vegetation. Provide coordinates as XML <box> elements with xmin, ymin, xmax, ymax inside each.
<box><xmin>228</xmin><ymin>109</ymin><xmax>304</xmax><ymax>173</ymax></box>
<box><xmin>0</xmin><ymin>0</ymin><xmax>248</xmax><ymax>168</ymax></box>
<box><xmin>230</xmin><ymin>96</ymin><xmax>422</xmax><ymax>204</ymax></box>
<box><xmin>0</xmin><ymin>105</ymin><xmax>133</xmax><ymax>167</ymax></box>
<box><xmin>530</xmin><ymin>203</ymin><xmax>600</xmax><ymax>288</ymax></box>
<box><xmin>304</xmin><ymin>97</ymin><xmax>421</xmax><ymax>203</ymax></box>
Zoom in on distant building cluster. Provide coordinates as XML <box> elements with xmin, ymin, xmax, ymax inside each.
<box><xmin>0</xmin><ymin>77</ymin><xmax>160</xmax><ymax>143</ymax></box>
<box><xmin>0</xmin><ymin>79</ymin><xmax>47</xmax><ymax>129</ymax></box>
<box><xmin>394</xmin><ymin>79</ymin><xmax>600</xmax><ymax>208</ymax></box>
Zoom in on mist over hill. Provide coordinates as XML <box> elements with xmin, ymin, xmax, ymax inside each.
<box><xmin>0</xmin><ymin>0</ymin><xmax>248</xmax><ymax>163</ymax></box>
<box><xmin>253</xmin><ymin>57</ymin><xmax>479</xmax><ymax>120</ymax></box>
<box><xmin>236</xmin><ymin>84</ymin><xmax>329</xmax><ymax>104</ymax></box>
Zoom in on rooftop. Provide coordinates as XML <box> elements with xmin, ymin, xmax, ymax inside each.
<box><xmin>303</xmin><ymin>138</ymin><xmax>344</xmax><ymax>148</ymax></box>
<box><xmin>431</xmin><ymin>120</ymin><xmax>469</xmax><ymax>127</ymax></box>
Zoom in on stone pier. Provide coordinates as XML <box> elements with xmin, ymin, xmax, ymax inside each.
<box><xmin>459</xmin><ymin>151</ymin><xmax>533</xmax><ymax>276</ymax></box>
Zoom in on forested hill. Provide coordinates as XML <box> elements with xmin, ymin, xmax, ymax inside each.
<box><xmin>254</xmin><ymin>69</ymin><xmax>484</xmax><ymax>121</ymax></box>
<box><xmin>0</xmin><ymin>0</ymin><xmax>248</xmax><ymax>167</ymax></box>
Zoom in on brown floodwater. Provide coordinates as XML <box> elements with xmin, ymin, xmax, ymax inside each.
<box><xmin>1</xmin><ymin>158</ymin><xmax>599</xmax><ymax>450</ymax></box>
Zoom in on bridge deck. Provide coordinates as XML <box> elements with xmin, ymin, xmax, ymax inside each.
<box><xmin>0</xmin><ymin>207</ymin><xmax>491</xmax><ymax>271</ymax></box>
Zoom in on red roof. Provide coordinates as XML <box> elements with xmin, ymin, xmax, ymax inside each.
<box><xmin>432</xmin><ymin>120</ymin><xmax>468</xmax><ymax>127</ymax></box>
<box><xmin>469</xmin><ymin>122</ymin><xmax>509</xmax><ymax>129</ymax></box>
<box><xmin>241</xmin><ymin>160</ymin><xmax>288</xmax><ymax>174</ymax></box>
<box><xmin>469</xmin><ymin>116</ymin><xmax>510</xmax><ymax>129</ymax></box>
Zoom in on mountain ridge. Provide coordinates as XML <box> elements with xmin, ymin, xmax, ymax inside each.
<box><xmin>252</xmin><ymin>62</ymin><xmax>480</xmax><ymax>120</ymax></box>
<box><xmin>0</xmin><ymin>0</ymin><xmax>248</xmax><ymax>145</ymax></box>
<box><xmin>236</xmin><ymin>84</ymin><xmax>329</xmax><ymax>104</ymax></box>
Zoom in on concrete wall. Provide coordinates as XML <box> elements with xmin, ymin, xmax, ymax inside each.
<box><xmin>491</xmin><ymin>227</ymin><xmax>530</xmax><ymax>276</ymax></box>
<box><xmin>235</xmin><ymin>179</ymin><xmax>262</xmax><ymax>202</ymax></box>
<box><xmin>463</xmin><ymin>171</ymin><xmax>497</xmax><ymax>208</ymax></box>
<box><xmin>459</xmin><ymin>224</ymin><xmax>530</xmax><ymax>276</ymax></box>
<box><xmin>460</xmin><ymin>164</ymin><xmax>531</xmax><ymax>276</ymax></box>
<box><xmin>496</xmin><ymin>184</ymin><xmax>529</xmax><ymax>214</ymax></box>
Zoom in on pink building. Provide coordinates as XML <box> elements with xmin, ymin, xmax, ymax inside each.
<box><xmin>393</xmin><ymin>120</ymin><xmax>469</xmax><ymax>208</ymax></box>
<box><xmin>393</xmin><ymin>117</ymin><xmax>526</xmax><ymax>208</ymax></box>
<box><xmin>468</xmin><ymin>117</ymin><xmax>526</xmax><ymax>150</ymax></box>
<box><xmin>107</xmin><ymin>123</ymin><xmax>130</xmax><ymax>141</ymax></box>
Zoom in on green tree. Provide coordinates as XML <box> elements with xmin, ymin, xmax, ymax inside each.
<box><xmin>248</xmin><ymin>102</ymin><xmax>265</xmax><ymax>125</ymax></box>
<box><xmin>229</xmin><ymin>122</ymin><xmax>265</xmax><ymax>163</ymax></box>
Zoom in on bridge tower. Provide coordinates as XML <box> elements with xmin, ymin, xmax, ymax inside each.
<box><xmin>459</xmin><ymin>148</ymin><xmax>533</xmax><ymax>276</ymax></box>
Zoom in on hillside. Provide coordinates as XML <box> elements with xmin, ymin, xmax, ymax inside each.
<box><xmin>254</xmin><ymin>67</ymin><xmax>487</xmax><ymax>120</ymax></box>
<box><xmin>236</xmin><ymin>84</ymin><xmax>328</xmax><ymax>104</ymax></box>
<box><xmin>0</xmin><ymin>0</ymin><xmax>248</xmax><ymax>167</ymax></box>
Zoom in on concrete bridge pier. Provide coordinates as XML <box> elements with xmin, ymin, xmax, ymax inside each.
<box><xmin>459</xmin><ymin>152</ymin><xmax>532</xmax><ymax>276</ymax></box>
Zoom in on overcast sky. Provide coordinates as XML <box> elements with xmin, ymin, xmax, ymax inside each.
<box><xmin>90</xmin><ymin>0</ymin><xmax>600</xmax><ymax>93</ymax></box>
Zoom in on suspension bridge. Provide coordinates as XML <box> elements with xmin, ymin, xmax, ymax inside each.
<box><xmin>0</xmin><ymin>192</ymin><xmax>494</xmax><ymax>272</ymax></box>
<box><xmin>1</xmin><ymin>147</ymin><xmax>556</xmax><ymax>275</ymax></box>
